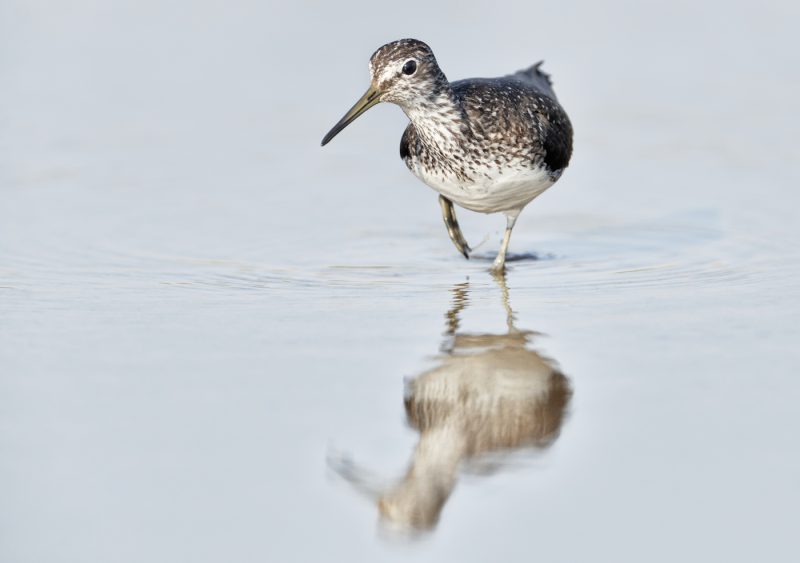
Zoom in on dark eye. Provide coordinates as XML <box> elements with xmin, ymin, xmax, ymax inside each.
<box><xmin>402</xmin><ymin>60</ymin><xmax>417</xmax><ymax>75</ymax></box>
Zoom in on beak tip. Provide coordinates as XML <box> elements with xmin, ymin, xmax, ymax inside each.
<box><xmin>321</xmin><ymin>130</ymin><xmax>337</xmax><ymax>147</ymax></box>
<box><xmin>320</xmin><ymin>86</ymin><xmax>380</xmax><ymax>150</ymax></box>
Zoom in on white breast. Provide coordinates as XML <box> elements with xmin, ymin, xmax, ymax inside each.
<box><xmin>410</xmin><ymin>162</ymin><xmax>555</xmax><ymax>214</ymax></box>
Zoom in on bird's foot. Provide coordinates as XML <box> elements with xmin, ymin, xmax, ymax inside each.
<box><xmin>489</xmin><ymin>260</ymin><xmax>507</xmax><ymax>276</ymax></box>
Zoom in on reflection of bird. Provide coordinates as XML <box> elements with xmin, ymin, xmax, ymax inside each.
<box><xmin>321</xmin><ymin>38</ymin><xmax>573</xmax><ymax>273</ymax></box>
<box><xmin>330</xmin><ymin>278</ymin><xmax>572</xmax><ymax>532</ymax></box>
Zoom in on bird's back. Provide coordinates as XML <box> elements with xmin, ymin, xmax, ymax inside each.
<box><xmin>450</xmin><ymin>64</ymin><xmax>573</xmax><ymax>176</ymax></box>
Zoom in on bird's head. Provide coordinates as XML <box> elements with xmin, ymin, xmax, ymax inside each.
<box><xmin>321</xmin><ymin>39</ymin><xmax>447</xmax><ymax>146</ymax></box>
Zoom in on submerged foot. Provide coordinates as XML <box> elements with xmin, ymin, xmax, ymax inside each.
<box><xmin>490</xmin><ymin>262</ymin><xmax>507</xmax><ymax>275</ymax></box>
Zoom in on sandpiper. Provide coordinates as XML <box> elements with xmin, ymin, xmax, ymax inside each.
<box><xmin>321</xmin><ymin>39</ymin><xmax>573</xmax><ymax>273</ymax></box>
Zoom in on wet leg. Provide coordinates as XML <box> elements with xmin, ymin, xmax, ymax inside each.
<box><xmin>438</xmin><ymin>195</ymin><xmax>471</xmax><ymax>259</ymax></box>
<box><xmin>491</xmin><ymin>210</ymin><xmax>520</xmax><ymax>274</ymax></box>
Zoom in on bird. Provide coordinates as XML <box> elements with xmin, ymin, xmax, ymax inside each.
<box><xmin>321</xmin><ymin>38</ymin><xmax>573</xmax><ymax>273</ymax></box>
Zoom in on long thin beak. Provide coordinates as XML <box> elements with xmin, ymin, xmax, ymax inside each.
<box><xmin>321</xmin><ymin>85</ymin><xmax>381</xmax><ymax>146</ymax></box>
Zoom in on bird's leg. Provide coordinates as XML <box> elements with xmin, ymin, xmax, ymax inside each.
<box><xmin>491</xmin><ymin>210</ymin><xmax>520</xmax><ymax>274</ymax></box>
<box><xmin>438</xmin><ymin>195</ymin><xmax>471</xmax><ymax>259</ymax></box>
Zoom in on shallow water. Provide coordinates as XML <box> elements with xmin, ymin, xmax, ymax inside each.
<box><xmin>2</xmin><ymin>1</ymin><xmax>800</xmax><ymax>562</ymax></box>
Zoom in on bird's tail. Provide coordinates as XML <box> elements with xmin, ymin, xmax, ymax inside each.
<box><xmin>512</xmin><ymin>61</ymin><xmax>558</xmax><ymax>101</ymax></box>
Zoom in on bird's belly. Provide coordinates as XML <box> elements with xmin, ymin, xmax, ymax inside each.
<box><xmin>410</xmin><ymin>163</ymin><xmax>554</xmax><ymax>214</ymax></box>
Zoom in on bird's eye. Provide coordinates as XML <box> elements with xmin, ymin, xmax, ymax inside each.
<box><xmin>402</xmin><ymin>60</ymin><xmax>417</xmax><ymax>75</ymax></box>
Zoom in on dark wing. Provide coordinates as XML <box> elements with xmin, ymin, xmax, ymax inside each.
<box><xmin>452</xmin><ymin>73</ymin><xmax>573</xmax><ymax>174</ymax></box>
<box><xmin>541</xmin><ymin>109</ymin><xmax>572</xmax><ymax>172</ymax></box>
<box><xmin>399</xmin><ymin>122</ymin><xmax>418</xmax><ymax>161</ymax></box>
<box><xmin>507</xmin><ymin>62</ymin><xmax>571</xmax><ymax>171</ymax></box>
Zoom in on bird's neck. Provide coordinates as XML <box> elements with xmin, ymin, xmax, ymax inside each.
<box><xmin>401</xmin><ymin>85</ymin><xmax>467</xmax><ymax>151</ymax></box>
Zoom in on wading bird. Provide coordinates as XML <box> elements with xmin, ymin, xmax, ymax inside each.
<box><xmin>321</xmin><ymin>39</ymin><xmax>573</xmax><ymax>273</ymax></box>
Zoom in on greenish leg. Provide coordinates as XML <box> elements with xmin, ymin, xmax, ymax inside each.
<box><xmin>490</xmin><ymin>210</ymin><xmax>520</xmax><ymax>274</ymax></box>
<box><xmin>438</xmin><ymin>195</ymin><xmax>471</xmax><ymax>259</ymax></box>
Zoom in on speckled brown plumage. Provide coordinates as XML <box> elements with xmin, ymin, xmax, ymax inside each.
<box><xmin>399</xmin><ymin>63</ymin><xmax>573</xmax><ymax>188</ymax></box>
<box><xmin>321</xmin><ymin>38</ymin><xmax>575</xmax><ymax>272</ymax></box>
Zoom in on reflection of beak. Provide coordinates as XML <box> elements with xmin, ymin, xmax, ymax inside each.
<box><xmin>321</xmin><ymin>85</ymin><xmax>381</xmax><ymax>146</ymax></box>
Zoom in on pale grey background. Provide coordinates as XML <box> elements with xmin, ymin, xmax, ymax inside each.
<box><xmin>1</xmin><ymin>1</ymin><xmax>798</xmax><ymax>562</ymax></box>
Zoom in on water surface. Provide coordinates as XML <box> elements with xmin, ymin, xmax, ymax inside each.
<box><xmin>1</xmin><ymin>1</ymin><xmax>799</xmax><ymax>562</ymax></box>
